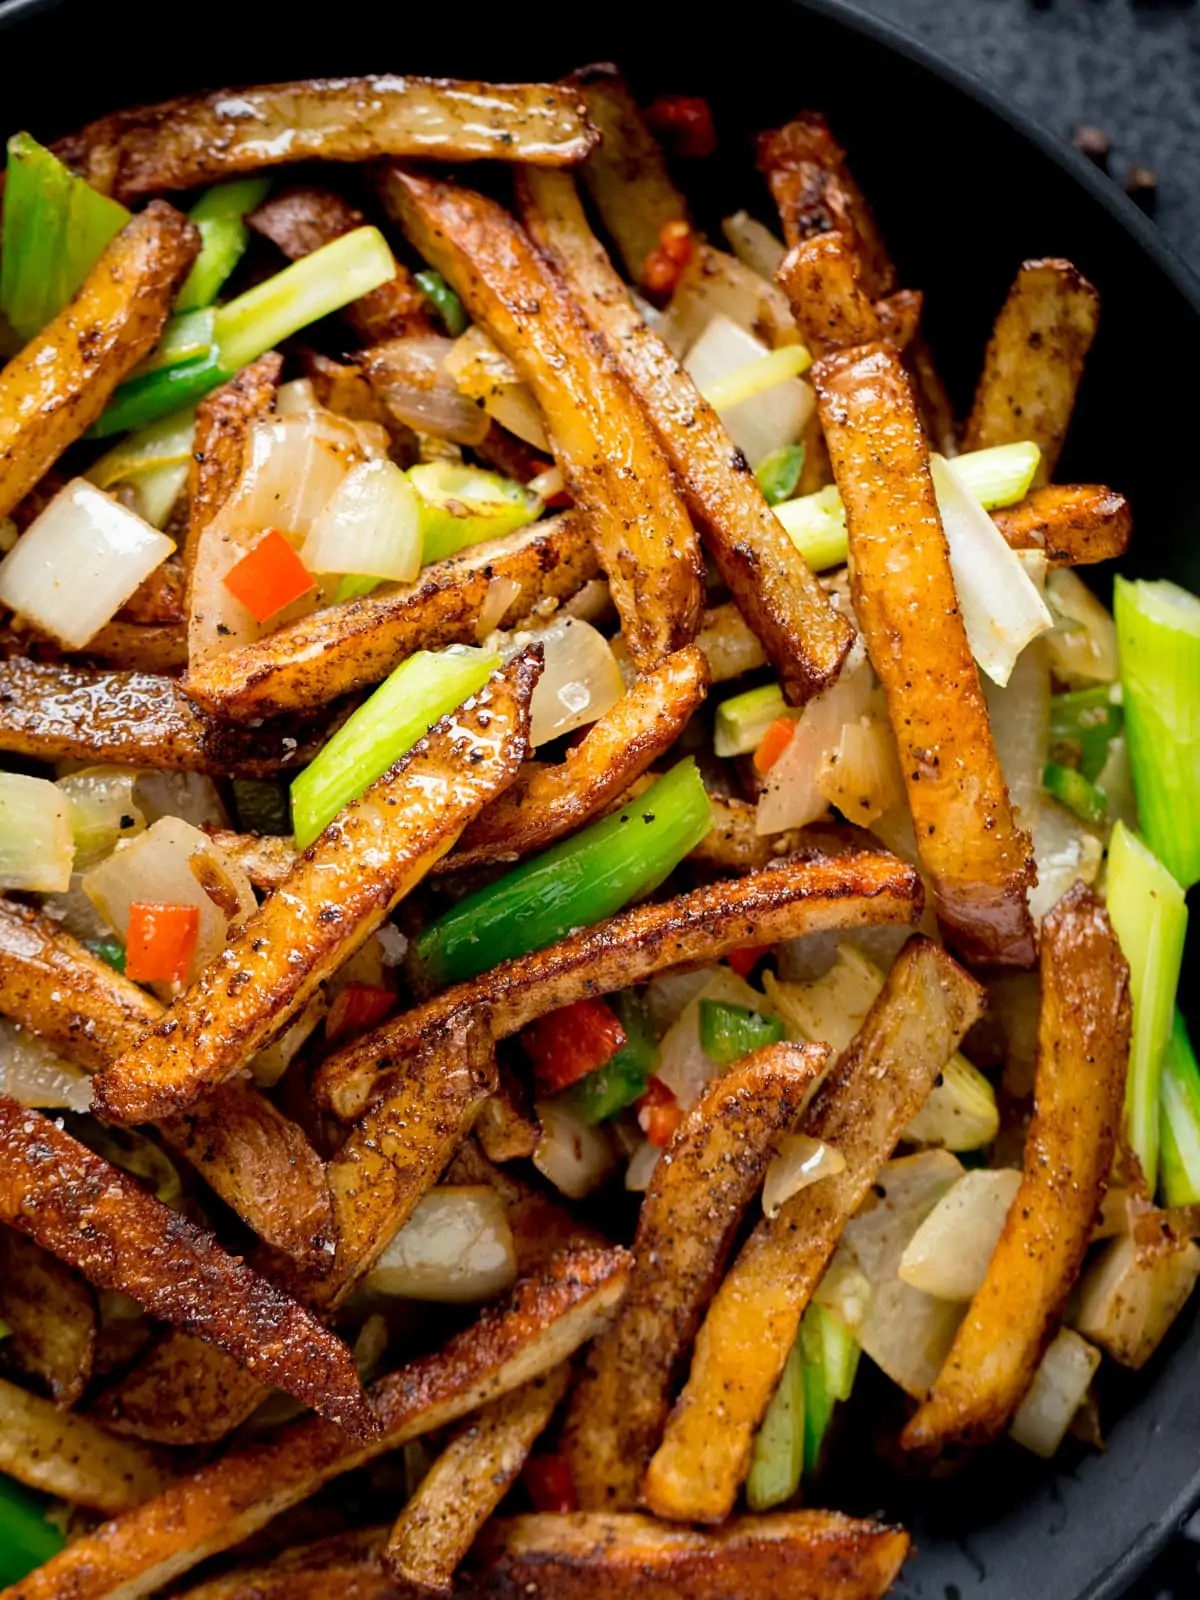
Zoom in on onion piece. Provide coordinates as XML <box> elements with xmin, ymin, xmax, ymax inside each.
<box><xmin>489</xmin><ymin>617</ymin><xmax>624</xmax><ymax>747</ymax></box>
<box><xmin>363</xmin><ymin>1186</ymin><xmax>516</xmax><ymax>1304</ymax></box>
<box><xmin>684</xmin><ymin>313</ymin><xmax>813</xmax><ymax>467</ymax></box>
<box><xmin>656</xmin><ymin>968</ymin><xmax>770</xmax><ymax>1108</ymax></box>
<box><xmin>275</xmin><ymin>378</ymin><xmax>320</xmax><ymax>415</ymax></box>
<box><xmin>533</xmin><ymin>1099</ymin><xmax>615</xmax><ymax>1200</ymax></box>
<box><xmin>301</xmin><ymin>458</ymin><xmax>421</xmax><ymax>583</ymax></box>
<box><xmin>1028</xmin><ymin>797</ymin><xmax>1104</xmax><ymax>925</ymax></box>
<box><xmin>898</xmin><ymin>1168</ymin><xmax>1023</xmax><ymax>1300</ymax></box>
<box><xmin>762</xmin><ymin>1133</ymin><xmax>845</xmax><ymax>1218</ymax></box>
<box><xmin>0</xmin><ymin>480</ymin><xmax>175</xmax><ymax>649</ymax></box>
<box><xmin>721</xmin><ymin>211</ymin><xmax>787</xmax><ymax>281</ymax></box>
<box><xmin>442</xmin><ymin>327</ymin><xmax>547</xmax><ymax>449</ymax></box>
<box><xmin>813</xmin><ymin>1256</ymin><xmax>874</xmax><ymax>1335</ymax></box>
<box><xmin>0</xmin><ymin>774</ymin><xmax>74</xmax><ymax>893</ymax></box>
<box><xmin>756</xmin><ymin>642</ymin><xmax>873</xmax><ymax>836</ymax></box>
<box><xmin>1044</xmin><ymin>568</ymin><xmax>1120</xmax><ymax>685</ymax></box>
<box><xmin>364</xmin><ymin>335</ymin><xmax>489</xmax><ymax>445</ymax></box>
<box><xmin>1009</xmin><ymin>1327</ymin><xmax>1102</xmax><ymax>1458</ymax></box>
<box><xmin>816</xmin><ymin>708</ymin><xmax>904</xmax><ymax>827</ymax></box>
<box><xmin>474</xmin><ymin>576</ymin><xmax>523</xmax><ymax>642</ymax></box>
<box><xmin>658</xmin><ymin>244</ymin><xmax>799</xmax><ymax>357</ymax></box>
<box><xmin>0</xmin><ymin>1019</ymin><xmax>92</xmax><ymax>1111</ymax></box>
<box><xmin>645</xmin><ymin>966</ymin><xmax>725</xmax><ymax>1030</ymax></box>
<box><xmin>625</xmin><ymin>1136</ymin><xmax>663</xmax><ymax>1193</ymax></box>
<box><xmin>57</xmin><ymin>768</ymin><xmax>146</xmax><ymax>872</ymax></box>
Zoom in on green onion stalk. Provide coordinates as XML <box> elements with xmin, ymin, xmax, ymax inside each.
<box><xmin>175</xmin><ymin>177</ymin><xmax>272</xmax><ymax>312</ymax></box>
<box><xmin>1160</xmin><ymin>1009</ymin><xmax>1200</xmax><ymax>1207</ymax></box>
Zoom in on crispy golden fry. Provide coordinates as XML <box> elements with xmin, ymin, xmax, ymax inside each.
<box><xmin>475</xmin><ymin>1073</ymin><xmax>540</xmax><ymax>1163</ymax></box>
<box><xmin>777</xmin><ymin>234</ymin><xmax>881</xmax><ymax>355</ymax></box>
<box><xmin>565</xmin><ymin>1042</ymin><xmax>827</xmax><ymax>1510</ymax></box>
<box><xmin>992</xmin><ymin>483</ymin><xmax>1131</xmax><ymax>567</ymax></box>
<box><xmin>0</xmin><ymin>202</ymin><xmax>198</xmax><ymax>519</ymax></box>
<box><xmin>0</xmin><ymin>900</ymin><xmax>334</xmax><ymax>1265</ymax></box>
<box><xmin>90</xmin><ymin>1334</ymin><xmax>268</xmax><ymax>1446</ymax></box>
<box><xmin>61</xmin><ymin>79</ymin><xmax>598</xmax><ymax>200</ymax></box>
<box><xmin>0</xmin><ymin>1097</ymin><xmax>374</xmax><ymax>1440</ymax></box>
<box><xmin>384</xmin><ymin>1366</ymin><xmax>570</xmax><ymax>1591</ymax></box>
<box><xmin>204</xmin><ymin>829</ymin><xmax>297</xmax><ymax>891</ymax></box>
<box><xmin>902</xmin><ymin>886</ymin><xmax>1130</xmax><ymax>1450</ymax></box>
<box><xmin>177</xmin><ymin>1531</ymin><xmax>396</xmax><ymax>1600</ymax></box>
<box><xmin>118</xmin><ymin>559</ymin><xmax>186</xmax><ymax>625</ymax></box>
<box><xmin>876</xmin><ymin>287</ymin><xmax>923</xmax><ymax>352</ymax></box>
<box><xmin>7</xmin><ymin>1248</ymin><xmax>631</xmax><ymax>1600</ymax></box>
<box><xmin>815</xmin><ymin>343</ymin><xmax>1036</xmax><ymax>967</ymax></box>
<box><xmin>696</xmin><ymin>602</ymin><xmax>768</xmax><ymax>681</ymax></box>
<box><xmin>462</xmin><ymin>1511</ymin><xmax>910</xmax><ymax>1600</ymax></box>
<box><xmin>0</xmin><ymin>1374</ymin><xmax>168</xmax><ymax>1513</ymax></box>
<box><xmin>517</xmin><ymin>167</ymin><xmax>851</xmax><ymax>704</ymax></box>
<box><xmin>690</xmin><ymin>799</ymin><xmax>875</xmax><ymax>874</ymax></box>
<box><xmin>570</xmin><ymin>65</ymin><xmax>688</xmax><ymax>286</ymax></box>
<box><xmin>183</xmin><ymin>511</ymin><xmax>596</xmax><ymax>722</ymax></box>
<box><xmin>381</xmin><ymin>169</ymin><xmax>704</xmax><ymax>672</ymax></box>
<box><xmin>643</xmin><ymin>937</ymin><xmax>983</xmax><ymax>1522</ymax></box>
<box><xmin>95</xmin><ymin>655</ymin><xmax>535</xmax><ymax>1127</ymax></box>
<box><xmin>0</xmin><ymin>1230</ymin><xmax>95</xmax><ymax>1407</ymax></box>
<box><xmin>249</xmin><ymin>187</ymin><xmax>433</xmax><ymax>343</ymax></box>
<box><xmin>81</xmin><ymin>621</ymin><xmax>189</xmax><ymax>674</ymax></box>
<box><xmin>963</xmin><ymin>259</ymin><xmax>1099</xmax><ymax>483</ymax></box>
<box><xmin>317</xmin><ymin>851</ymin><xmax>923</xmax><ymax>1121</ymax></box>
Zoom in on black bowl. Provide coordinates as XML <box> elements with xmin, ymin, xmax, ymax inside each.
<box><xmin>1</xmin><ymin>1</ymin><xmax>1197</xmax><ymax>1595</ymax></box>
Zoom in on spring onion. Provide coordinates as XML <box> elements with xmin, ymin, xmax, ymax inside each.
<box><xmin>1106</xmin><ymin>822</ymin><xmax>1188</xmax><ymax>1196</ymax></box>
<box><xmin>746</xmin><ymin>1333</ymin><xmax>805</xmax><ymax>1511</ymax></box>
<box><xmin>1042</xmin><ymin>762</ymin><xmax>1107</xmax><ymax>826</ymax></box>
<box><xmin>232</xmin><ymin>779</ymin><xmax>291</xmax><ymax>838</ymax></box>
<box><xmin>291</xmin><ymin>645</ymin><xmax>498</xmax><ymax>849</ymax></box>
<box><xmin>943</xmin><ymin>441</ymin><xmax>1041</xmax><ymax>510</ymax></box>
<box><xmin>1160</xmin><ymin>1010</ymin><xmax>1200</xmax><ymax>1207</ymax></box>
<box><xmin>801</xmin><ymin>1302</ymin><xmax>860</xmax><ymax>1476</ymax></box>
<box><xmin>1049</xmin><ymin>685</ymin><xmax>1123</xmax><ymax>783</ymax></box>
<box><xmin>0</xmin><ymin>774</ymin><xmax>74</xmax><ymax>893</ymax></box>
<box><xmin>132</xmin><ymin>308</ymin><xmax>216</xmax><ymax>375</ymax></box>
<box><xmin>413</xmin><ymin>758</ymin><xmax>713</xmax><ymax>989</ymax></box>
<box><xmin>714</xmin><ymin>682</ymin><xmax>791</xmax><ymax>758</ymax></box>
<box><xmin>565</xmin><ymin>993</ymin><xmax>659</xmax><ymax>1124</ymax></box>
<box><xmin>684</xmin><ymin>313</ymin><xmax>813</xmax><ymax>466</ymax></box>
<box><xmin>1114</xmin><ymin>577</ymin><xmax>1200</xmax><ymax>889</ymax></box>
<box><xmin>409</xmin><ymin>462</ymin><xmax>542</xmax><ymax>566</ymax></box>
<box><xmin>91</xmin><ymin>347</ymin><xmax>228</xmax><ymax>438</ymax></box>
<box><xmin>755</xmin><ymin>443</ymin><xmax>807</xmax><ymax>506</ymax></box>
<box><xmin>176</xmin><ymin>177</ymin><xmax>272</xmax><ymax>312</ymax></box>
<box><xmin>700</xmin><ymin>343</ymin><xmax>812</xmax><ymax>413</ymax></box>
<box><xmin>0</xmin><ymin>132</ymin><xmax>129</xmax><ymax>345</ymax></box>
<box><xmin>698</xmin><ymin>998</ymin><xmax>786</xmax><ymax>1066</ymax></box>
<box><xmin>414</xmin><ymin>268</ymin><xmax>469</xmax><ymax>337</ymax></box>
<box><xmin>0</xmin><ymin>1475</ymin><xmax>65</xmax><ymax>1585</ymax></box>
<box><xmin>773</xmin><ymin>485</ymin><xmax>849</xmax><ymax>571</ymax></box>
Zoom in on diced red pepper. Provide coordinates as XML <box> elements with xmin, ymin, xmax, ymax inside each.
<box><xmin>521</xmin><ymin>998</ymin><xmax>627</xmax><ymax>1093</ymax></box>
<box><xmin>222</xmin><ymin>529</ymin><xmax>316</xmax><ymax>623</ymax></box>
<box><xmin>645</xmin><ymin>95</ymin><xmax>717</xmax><ymax>159</ymax></box>
<box><xmin>125</xmin><ymin>902</ymin><xmax>200</xmax><ymax>984</ymax></box>
<box><xmin>754</xmin><ymin>716</ymin><xmax>798</xmax><ymax>776</ymax></box>
<box><xmin>523</xmin><ymin>1453</ymin><xmax>577</xmax><ymax>1513</ymax></box>
<box><xmin>641</xmin><ymin>219</ymin><xmax>694</xmax><ymax>298</ymax></box>
<box><xmin>325</xmin><ymin>982</ymin><xmax>394</xmax><ymax>1043</ymax></box>
<box><xmin>727</xmin><ymin>943</ymin><xmax>772</xmax><ymax>979</ymax></box>
<box><xmin>637</xmin><ymin>1076</ymin><xmax>683</xmax><ymax>1147</ymax></box>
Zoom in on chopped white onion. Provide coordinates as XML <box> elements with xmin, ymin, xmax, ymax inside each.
<box><xmin>1073</xmin><ymin>1232</ymin><xmax>1200</xmax><ymax>1369</ymax></box>
<box><xmin>656</xmin><ymin>968</ymin><xmax>768</xmax><ymax>1108</ymax></box>
<box><xmin>133</xmin><ymin>772</ymin><xmax>229</xmax><ymax>831</ymax></box>
<box><xmin>365</xmin><ymin>1186</ymin><xmax>517</xmax><ymax>1303</ymax></box>
<box><xmin>684</xmin><ymin>313</ymin><xmax>813</xmax><ymax>468</ymax></box>
<box><xmin>57</xmin><ymin>767</ymin><xmax>145</xmax><ymax>872</ymax></box>
<box><xmin>625</xmin><ymin>1136</ymin><xmax>663</xmax><ymax>1192</ymax></box>
<box><xmin>898</xmin><ymin>1168</ymin><xmax>1022</xmax><ymax>1300</ymax></box>
<box><xmin>442</xmin><ymin>327</ymin><xmax>547</xmax><ymax>449</ymax></box>
<box><xmin>301</xmin><ymin>458</ymin><xmax>421</xmax><ymax>583</ymax></box>
<box><xmin>526</xmin><ymin>465</ymin><xmax>564</xmax><ymax>502</ymax></box>
<box><xmin>474</xmin><ymin>576</ymin><xmax>523</xmax><ymax>642</ymax></box>
<box><xmin>533</xmin><ymin>1100</ymin><xmax>615</xmax><ymax>1199</ymax></box>
<box><xmin>931</xmin><ymin>455</ymin><xmax>1052</xmax><ymax>688</ymax></box>
<box><xmin>364</xmin><ymin>335</ymin><xmax>489</xmax><ymax>445</ymax></box>
<box><xmin>816</xmin><ymin>710</ymin><xmax>904</xmax><ymax>827</ymax></box>
<box><xmin>762</xmin><ymin>1133</ymin><xmax>845</xmax><ymax>1218</ymax></box>
<box><xmin>983</xmin><ymin>637</ymin><xmax>1050</xmax><ymax>828</ymax></box>
<box><xmin>721</xmin><ymin>211</ymin><xmax>787</xmax><ymax>281</ymax></box>
<box><xmin>1028</xmin><ymin>797</ymin><xmax>1104</xmax><ymax>925</ymax></box>
<box><xmin>274</xmin><ymin>378</ymin><xmax>320</xmax><ymax>415</ymax></box>
<box><xmin>1044</xmin><ymin>568</ymin><xmax>1120</xmax><ymax>685</ymax></box>
<box><xmin>1009</xmin><ymin>1327</ymin><xmax>1102</xmax><ymax>1458</ymax></box>
<box><xmin>658</xmin><ymin>244</ymin><xmax>798</xmax><ymax>357</ymax></box>
<box><xmin>0</xmin><ymin>480</ymin><xmax>175</xmax><ymax>649</ymax></box>
<box><xmin>491</xmin><ymin>617</ymin><xmax>624</xmax><ymax>747</ymax></box>
<box><xmin>0</xmin><ymin>1018</ymin><xmax>93</xmax><ymax>1111</ymax></box>
<box><xmin>813</xmin><ymin>1256</ymin><xmax>874</xmax><ymax>1334</ymax></box>
<box><xmin>0</xmin><ymin>774</ymin><xmax>74</xmax><ymax>892</ymax></box>
<box><xmin>756</xmin><ymin>641</ymin><xmax>873</xmax><ymax>836</ymax></box>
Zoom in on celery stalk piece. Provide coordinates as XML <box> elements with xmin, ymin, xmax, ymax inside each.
<box><xmin>1050</xmin><ymin>685</ymin><xmax>1123</xmax><ymax>783</ymax></box>
<box><xmin>818</xmin><ymin>1303</ymin><xmax>861</xmax><ymax>1402</ymax></box>
<box><xmin>699</xmin><ymin>999</ymin><xmax>786</xmax><ymax>1066</ymax></box>
<box><xmin>754</xmin><ymin>443</ymin><xmax>807</xmax><ymax>506</ymax></box>
<box><xmin>0</xmin><ymin>132</ymin><xmax>129</xmax><ymax>344</ymax></box>
<box><xmin>1160</xmin><ymin>1010</ymin><xmax>1200</xmax><ymax>1207</ymax></box>
<box><xmin>800</xmin><ymin>1303</ymin><xmax>860</xmax><ymax>1476</ymax></box>
<box><xmin>1114</xmin><ymin>576</ymin><xmax>1200</xmax><ymax>889</ymax></box>
<box><xmin>334</xmin><ymin>574</ymin><xmax>384</xmax><ymax>602</ymax></box>
<box><xmin>773</xmin><ymin>485</ymin><xmax>849</xmax><ymax>572</ymax></box>
<box><xmin>409</xmin><ymin>462</ymin><xmax>541</xmax><ymax>565</ymax></box>
<box><xmin>414</xmin><ymin>268</ymin><xmax>469</xmax><ymax>337</ymax></box>
<box><xmin>1042</xmin><ymin>761</ymin><xmax>1108</xmax><ymax>826</ymax></box>
<box><xmin>713</xmin><ymin>682</ymin><xmax>791</xmax><ymax>758</ymax></box>
<box><xmin>746</xmin><ymin>1334</ymin><xmax>805</xmax><ymax>1511</ymax></box>
<box><xmin>1106</xmin><ymin>822</ymin><xmax>1189</xmax><ymax>1196</ymax></box>
<box><xmin>943</xmin><ymin>442</ymin><xmax>1041</xmax><ymax>509</ymax></box>
<box><xmin>176</xmin><ymin>177</ymin><xmax>272</xmax><ymax>312</ymax></box>
<box><xmin>413</xmin><ymin>758</ymin><xmax>713</xmax><ymax>989</ymax></box>
<box><xmin>290</xmin><ymin>645</ymin><xmax>498</xmax><ymax>849</ymax></box>
<box><xmin>700</xmin><ymin>344</ymin><xmax>812</xmax><ymax>412</ymax></box>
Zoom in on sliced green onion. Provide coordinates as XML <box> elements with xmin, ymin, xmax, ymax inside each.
<box><xmin>132</xmin><ymin>308</ymin><xmax>215</xmax><ymax>376</ymax></box>
<box><xmin>176</xmin><ymin>177</ymin><xmax>272</xmax><ymax>313</ymax></box>
<box><xmin>746</xmin><ymin>1333</ymin><xmax>805</xmax><ymax>1511</ymax></box>
<box><xmin>699</xmin><ymin>998</ymin><xmax>786</xmax><ymax>1066</ymax></box>
<box><xmin>84</xmin><ymin>937</ymin><xmax>127</xmax><ymax>974</ymax></box>
<box><xmin>88</xmin><ymin>408</ymin><xmax>197</xmax><ymax>490</ymax></box>
<box><xmin>0</xmin><ymin>132</ymin><xmax>129</xmax><ymax>345</ymax></box>
<box><xmin>1114</xmin><ymin>577</ymin><xmax>1200</xmax><ymax>889</ymax></box>
<box><xmin>1042</xmin><ymin>762</ymin><xmax>1108</xmax><ymax>826</ymax></box>
<box><xmin>565</xmin><ymin>992</ymin><xmax>658</xmax><ymax>1124</ymax></box>
<box><xmin>1160</xmin><ymin>1010</ymin><xmax>1200</xmax><ymax>1207</ymax></box>
<box><xmin>942</xmin><ymin>441</ymin><xmax>1041</xmax><ymax>510</ymax></box>
<box><xmin>409</xmin><ymin>462</ymin><xmax>541</xmax><ymax>566</ymax></box>
<box><xmin>1050</xmin><ymin>685</ymin><xmax>1123</xmax><ymax>783</ymax></box>
<box><xmin>754</xmin><ymin>443</ymin><xmax>807</xmax><ymax>507</ymax></box>
<box><xmin>801</xmin><ymin>1302</ymin><xmax>860</xmax><ymax>1477</ymax></box>
<box><xmin>714</xmin><ymin>682</ymin><xmax>791</xmax><ymax>758</ymax></box>
<box><xmin>700</xmin><ymin>343</ymin><xmax>812</xmax><ymax>412</ymax></box>
<box><xmin>774</xmin><ymin>484</ymin><xmax>849</xmax><ymax>572</ymax></box>
<box><xmin>0</xmin><ymin>1474</ymin><xmax>66</xmax><ymax>1585</ymax></box>
<box><xmin>1106</xmin><ymin>822</ymin><xmax>1189</xmax><ymax>1196</ymax></box>
<box><xmin>290</xmin><ymin>646</ymin><xmax>498</xmax><ymax>850</ymax></box>
<box><xmin>415</xmin><ymin>268</ymin><xmax>469</xmax><ymax>337</ymax></box>
<box><xmin>334</xmin><ymin>574</ymin><xmax>384</xmax><ymax>602</ymax></box>
<box><xmin>232</xmin><ymin>778</ymin><xmax>291</xmax><ymax>838</ymax></box>
<box><xmin>413</xmin><ymin>759</ymin><xmax>713</xmax><ymax>990</ymax></box>
<box><xmin>90</xmin><ymin>347</ymin><xmax>227</xmax><ymax>439</ymax></box>
<box><xmin>0</xmin><ymin>774</ymin><xmax>73</xmax><ymax>893</ymax></box>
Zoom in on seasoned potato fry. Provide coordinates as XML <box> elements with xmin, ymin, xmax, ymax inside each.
<box><xmin>94</xmin><ymin>655</ymin><xmax>536</xmax><ymax>1126</ymax></box>
<box><xmin>90</xmin><ymin>1333</ymin><xmax>268</xmax><ymax>1446</ymax></box>
<box><xmin>206</xmin><ymin>829</ymin><xmax>298</xmax><ymax>891</ymax></box>
<box><xmin>0</xmin><ymin>1230</ymin><xmax>95</xmax><ymax>1407</ymax></box>
<box><xmin>463</xmin><ymin>1511</ymin><xmax>911</xmax><ymax>1600</ymax></box>
<box><xmin>380</xmin><ymin>169</ymin><xmax>704</xmax><ymax>671</ymax></box>
<box><xmin>815</xmin><ymin>343</ymin><xmax>1036</xmax><ymax>967</ymax></box>
<box><xmin>0</xmin><ymin>1373</ymin><xmax>168</xmax><ymax>1513</ymax></box>
<box><xmin>696</xmin><ymin>602</ymin><xmax>768</xmax><ymax>681</ymax></box>
<box><xmin>118</xmin><ymin>559</ymin><xmax>186</xmax><ymax>625</ymax></box>
<box><xmin>475</xmin><ymin>1073</ymin><xmax>540</xmax><ymax>1164</ymax></box>
<box><xmin>991</xmin><ymin>483</ymin><xmax>1131</xmax><ymax>567</ymax></box>
<box><xmin>963</xmin><ymin>259</ymin><xmax>1100</xmax><ymax>483</ymax></box>
<box><xmin>183</xmin><ymin>512</ymin><xmax>596</xmax><ymax>722</ymax></box>
<box><xmin>0</xmin><ymin>202</ymin><xmax>198</xmax><ymax>519</ymax></box>
<box><xmin>565</xmin><ymin>1042</ymin><xmax>827</xmax><ymax>1509</ymax></box>
<box><xmin>518</xmin><ymin>167</ymin><xmax>851</xmax><ymax>704</ymax></box>
<box><xmin>1075</xmin><ymin>1231</ymin><xmax>1200</xmax><ymax>1369</ymax></box>
<box><xmin>317</xmin><ymin>851</ymin><xmax>923</xmax><ymax>1121</ymax></box>
<box><xmin>176</xmin><ymin>1531</ymin><xmax>394</xmax><ymax>1600</ymax></box>
<box><xmin>62</xmin><ymin>79</ymin><xmax>599</xmax><ymax>200</ymax></box>
<box><xmin>384</xmin><ymin>1366</ymin><xmax>570</xmax><ymax>1590</ymax></box>
<box><xmin>777</xmin><ymin>234</ymin><xmax>881</xmax><ymax>355</ymax></box>
<box><xmin>248</xmin><ymin>187</ymin><xmax>432</xmax><ymax>343</ymax></box>
<box><xmin>0</xmin><ymin>1097</ymin><xmax>374</xmax><ymax>1440</ymax></box>
<box><xmin>902</xmin><ymin>885</ymin><xmax>1130</xmax><ymax>1450</ymax></box>
<box><xmin>80</xmin><ymin>620</ymin><xmax>189</xmax><ymax>674</ymax></box>
<box><xmin>643</xmin><ymin>938</ymin><xmax>983</xmax><ymax>1522</ymax></box>
<box><xmin>7</xmin><ymin>1248</ymin><xmax>631</xmax><ymax>1600</ymax></box>
<box><xmin>691</xmin><ymin>799</ymin><xmax>876</xmax><ymax>874</ymax></box>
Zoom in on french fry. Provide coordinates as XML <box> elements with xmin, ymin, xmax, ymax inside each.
<box><xmin>384</xmin><ymin>1365</ymin><xmax>570</xmax><ymax>1591</ymax></box>
<box><xmin>60</xmin><ymin>79</ymin><xmax>599</xmax><ymax>201</ymax></box>
<box><xmin>565</xmin><ymin>1042</ymin><xmax>827</xmax><ymax>1509</ymax></box>
<box><xmin>690</xmin><ymin>799</ymin><xmax>876</xmax><ymax>875</ymax></box>
<box><xmin>475</xmin><ymin>1073</ymin><xmax>540</xmax><ymax>1164</ymax></box>
<box><xmin>0</xmin><ymin>1374</ymin><xmax>168</xmax><ymax>1513</ymax></box>
<box><xmin>90</xmin><ymin>1333</ymin><xmax>268</xmax><ymax>1446</ymax></box>
<box><xmin>642</xmin><ymin>937</ymin><xmax>983</xmax><ymax>1522</ymax></box>
<box><xmin>118</xmin><ymin>559</ymin><xmax>186</xmax><ymax>625</ymax></box>
<box><xmin>462</xmin><ymin>1511</ymin><xmax>911</xmax><ymax>1600</ymax></box>
<box><xmin>175</xmin><ymin>1531</ymin><xmax>393</xmax><ymax>1600</ymax></box>
<box><xmin>316</xmin><ymin>851</ymin><xmax>923</xmax><ymax>1122</ymax></box>
<box><xmin>814</xmin><ymin>343</ymin><xmax>1036</xmax><ymax>967</ymax></box>
<box><xmin>93</xmin><ymin>655</ymin><xmax>535</xmax><ymax>1126</ymax></box>
<box><xmin>380</xmin><ymin>168</ymin><xmax>704</xmax><ymax>672</ymax></box>
<box><xmin>79</xmin><ymin>620</ymin><xmax>189</xmax><ymax>674</ymax></box>
<box><xmin>183</xmin><ymin>512</ymin><xmax>596</xmax><ymax>722</ymax></box>
<box><xmin>0</xmin><ymin>1230</ymin><xmax>95</xmax><ymax>1407</ymax></box>
<box><xmin>696</xmin><ymin>602</ymin><xmax>768</xmax><ymax>681</ymax></box>
<box><xmin>517</xmin><ymin>167</ymin><xmax>852</xmax><ymax>704</ymax></box>
<box><xmin>205</xmin><ymin>829</ymin><xmax>298</xmax><ymax>892</ymax></box>
<box><xmin>991</xmin><ymin>483</ymin><xmax>1131</xmax><ymax>567</ymax></box>
<box><xmin>6</xmin><ymin>1248</ymin><xmax>632</xmax><ymax>1600</ymax></box>
<box><xmin>776</xmin><ymin>234</ymin><xmax>881</xmax><ymax>355</ymax></box>
<box><xmin>0</xmin><ymin>202</ymin><xmax>199</xmax><ymax>518</ymax></box>
<box><xmin>963</xmin><ymin>259</ymin><xmax>1100</xmax><ymax>484</ymax></box>
<box><xmin>901</xmin><ymin>885</ymin><xmax>1131</xmax><ymax>1450</ymax></box>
